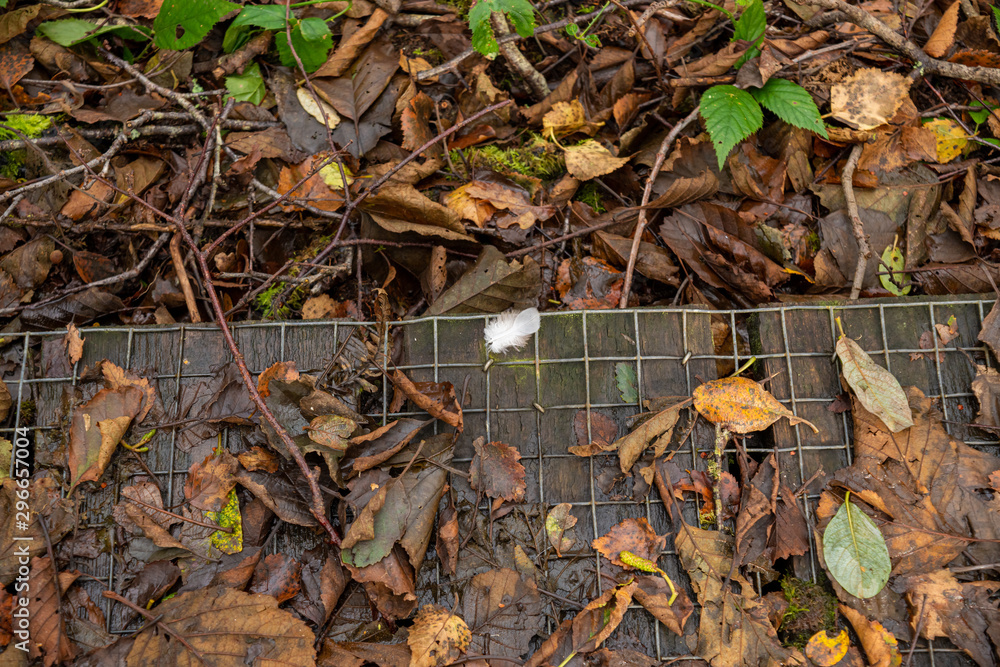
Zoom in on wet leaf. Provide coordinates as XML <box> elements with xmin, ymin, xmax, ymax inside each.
<box><xmin>923</xmin><ymin>1</ymin><xmax>960</xmax><ymax>57</ymax></box>
<box><xmin>569</xmin><ymin>410</ymin><xmax>619</xmax><ymax>457</ymax></box>
<box><xmin>127</xmin><ymin>586</ymin><xmax>315</xmax><ymax>665</ymax></box>
<box><xmin>805</xmin><ymin>629</ymin><xmax>850</xmax><ymax>666</ymax></box>
<box><xmin>462</xmin><ymin>569</ymin><xmax>542</xmax><ymax>660</ymax></box>
<box><xmin>0</xmin><ymin>478</ymin><xmax>76</xmax><ymax>586</ymax></box>
<box><xmin>390</xmin><ymin>371</ymin><xmax>462</xmax><ymax>431</ymax></box>
<box><xmin>633</xmin><ymin>575</ymin><xmax>694</xmax><ymax>637</ymax></box>
<box><xmin>542</xmin><ymin>99</ymin><xmax>603</xmax><ymax>139</ymax></box>
<box><xmin>25</xmin><ymin>556</ymin><xmax>79</xmax><ymax>665</ymax></box>
<box><xmin>545</xmin><ymin>503</ymin><xmax>577</xmax><ymax>556</ymax></box>
<box><xmin>563</xmin><ymin>140</ymin><xmax>629</xmax><ymax>180</ymax></box>
<box><xmin>425</xmin><ymin>246</ymin><xmax>541</xmax><ymax>316</ymax></box>
<box><xmin>693</xmin><ymin>376</ymin><xmax>818</xmax><ymax>434</ymax></box>
<box><xmin>469</xmin><ymin>437</ymin><xmax>526</xmax><ymax>502</ymax></box>
<box><xmin>822</xmin><ymin>494</ymin><xmax>890</xmax><ymax>599</ymax></box>
<box><xmin>615</xmin><ymin>363</ymin><xmax>638</xmax><ymax>403</ymax></box>
<box><xmin>924</xmin><ymin>118</ymin><xmax>968</xmax><ymax>163</ymax></box>
<box><xmin>206</xmin><ymin>488</ymin><xmax>243</xmax><ymax>555</ymax></box>
<box><xmin>68</xmin><ymin>386</ymin><xmax>144</xmax><ymax>491</ymax></box>
<box><xmin>592</xmin><ymin>517</ymin><xmax>666</xmax><ymax>567</ymax></box>
<box><xmin>879</xmin><ymin>244</ymin><xmax>911</xmax><ymax>296</ymax></box>
<box><xmin>408</xmin><ymin>604</ymin><xmax>470</xmax><ymax>667</ymax></box>
<box><xmin>65</xmin><ymin>324</ymin><xmax>84</xmax><ymax>365</ymax></box>
<box><xmin>614</xmin><ymin>402</ymin><xmax>682</xmax><ymax>473</ymax></box>
<box><xmin>436</xmin><ymin>498</ymin><xmax>459</xmax><ymax>576</ymax></box>
<box><xmin>184</xmin><ymin>448</ymin><xmax>238</xmax><ymax>512</ymax></box>
<box><xmin>838</xmin><ymin>605</ymin><xmax>901</xmax><ymax>667</ymax></box>
<box><xmin>836</xmin><ymin>330</ymin><xmax>913</xmax><ymax>432</ymax></box>
<box><xmin>312</xmin><ymin>40</ymin><xmax>398</xmax><ymax>121</ymax></box>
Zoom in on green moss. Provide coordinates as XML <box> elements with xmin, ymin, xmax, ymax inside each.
<box><xmin>18</xmin><ymin>400</ymin><xmax>35</xmax><ymax>427</ymax></box>
<box><xmin>779</xmin><ymin>576</ymin><xmax>839</xmax><ymax>649</ymax></box>
<box><xmin>437</xmin><ymin>0</ymin><xmax>473</xmax><ymax>17</ymax></box>
<box><xmin>805</xmin><ymin>231</ymin><xmax>821</xmax><ymax>254</ymax></box>
<box><xmin>0</xmin><ymin>114</ymin><xmax>54</xmax><ymax>180</ymax></box>
<box><xmin>574</xmin><ymin>182</ymin><xmax>605</xmax><ymax>213</ymax></box>
<box><xmin>461</xmin><ymin>134</ymin><xmax>565</xmax><ymax>183</ymax></box>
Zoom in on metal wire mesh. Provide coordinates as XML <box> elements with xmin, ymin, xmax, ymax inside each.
<box><xmin>7</xmin><ymin>297</ymin><xmax>995</xmax><ymax>665</ymax></box>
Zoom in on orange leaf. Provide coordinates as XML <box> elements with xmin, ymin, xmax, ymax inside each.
<box><xmin>692</xmin><ymin>376</ymin><xmax>818</xmax><ymax>434</ymax></box>
<box><xmin>923</xmin><ymin>1</ymin><xmax>960</xmax><ymax>58</ymax></box>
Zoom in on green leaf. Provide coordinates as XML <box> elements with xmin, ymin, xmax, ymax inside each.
<box><xmin>299</xmin><ymin>16</ymin><xmax>330</xmax><ymax>42</ymax></box>
<box><xmin>275</xmin><ymin>20</ymin><xmax>332</xmax><ymax>73</ymax></box>
<box><xmin>700</xmin><ymin>85</ymin><xmax>763</xmax><ymax>170</ymax></box>
<box><xmin>153</xmin><ymin>0</ymin><xmax>240</xmax><ymax>50</ymax></box>
<box><xmin>230</xmin><ymin>4</ymin><xmax>286</xmax><ymax>30</ymax></box>
<box><xmin>468</xmin><ymin>0</ymin><xmax>536</xmax><ymax>57</ymax></box>
<box><xmin>615</xmin><ymin>362</ymin><xmax>638</xmax><ymax>404</ymax></box>
<box><xmin>822</xmin><ymin>494</ymin><xmax>890</xmax><ymax>599</ymax></box>
<box><xmin>37</xmin><ymin>19</ymin><xmax>152</xmax><ymax>47</ymax></box>
<box><xmin>750</xmin><ymin>78</ymin><xmax>828</xmax><ymax>139</ymax></box>
<box><xmin>879</xmin><ymin>244</ymin><xmax>911</xmax><ymax>296</ymax></box>
<box><xmin>732</xmin><ymin>0</ymin><xmax>765</xmax><ymax>53</ymax></box>
<box><xmin>225</xmin><ymin>62</ymin><xmax>266</xmax><ymax>105</ymax></box>
<box><xmin>835</xmin><ymin>325</ymin><xmax>914</xmax><ymax>432</ymax></box>
<box><xmin>969</xmin><ymin>100</ymin><xmax>998</xmax><ymax>126</ymax></box>
<box><xmin>993</xmin><ymin>5</ymin><xmax>1000</xmax><ymax>31</ymax></box>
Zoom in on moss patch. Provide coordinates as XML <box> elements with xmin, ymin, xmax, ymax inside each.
<box><xmin>0</xmin><ymin>114</ymin><xmax>54</xmax><ymax>179</ymax></box>
<box><xmin>779</xmin><ymin>576</ymin><xmax>839</xmax><ymax>648</ymax></box>
<box><xmin>458</xmin><ymin>135</ymin><xmax>565</xmax><ymax>184</ymax></box>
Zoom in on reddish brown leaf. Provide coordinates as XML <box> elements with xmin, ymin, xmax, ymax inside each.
<box><xmin>469</xmin><ymin>437</ymin><xmax>526</xmax><ymax>502</ymax></box>
<box><xmin>592</xmin><ymin>517</ymin><xmax>666</xmax><ymax>568</ymax></box>
<box><xmin>249</xmin><ymin>553</ymin><xmax>302</xmax><ymax>604</ymax></box>
<box><xmin>390</xmin><ymin>371</ymin><xmax>463</xmax><ymax>431</ymax></box>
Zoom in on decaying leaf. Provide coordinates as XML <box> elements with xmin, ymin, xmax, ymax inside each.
<box><xmin>924</xmin><ymin>118</ymin><xmax>968</xmax><ymax>163</ymax></box>
<box><xmin>426</xmin><ymin>246</ymin><xmax>541</xmax><ymax>316</ymax></box>
<box><xmin>838</xmin><ymin>605</ymin><xmax>901</xmax><ymax>667</ymax></box>
<box><xmin>408</xmin><ymin>604</ymin><xmax>470</xmax><ymax>667</ymax></box>
<box><xmin>693</xmin><ymin>376</ymin><xmax>818</xmax><ymax>434</ymax></box>
<box><xmin>568</xmin><ymin>410</ymin><xmax>619</xmax><ymax>457</ymax></box>
<box><xmin>563</xmin><ymin>140</ymin><xmax>629</xmax><ymax>180</ymax></box>
<box><xmin>592</xmin><ymin>517</ymin><xmax>666</xmax><ymax>567</ymax></box>
<box><xmin>390</xmin><ymin>370</ymin><xmax>463</xmax><ymax>431</ymax></box>
<box><xmin>469</xmin><ymin>437</ymin><xmax>526</xmax><ymax>502</ymax></box>
<box><xmin>545</xmin><ymin>503</ymin><xmax>577</xmax><ymax>556</ymax></box>
<box><xmin>805</xmin><ymin>629</ymin><xmax>850</xmax><ymax>667</ymax></box>
<box><xmin>830</xmin><ymin>69</ymin><xmax>911</xmax><ymax>131</ymax></box>
<box><xmin>836</xmin><ymin>330</ymin><xmax>914</xmax><ymax>432</ymax></box>
<box><xmin>461</xmin><ymin>569</ymin><xmax>542</xmax><ymax>661</ymax></box>
<box><xmin>67</xmin><ymin>386</ymin><xmax>144</xmax><ymax>491</ymax></box>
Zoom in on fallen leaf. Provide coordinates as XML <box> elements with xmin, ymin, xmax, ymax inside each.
<box><xmin>426</xmin><ymin>246</ymin><xmax>541</xmax><ymax>316</ymax></box>
<box><xmin>542</xmin><ymin>100</ymin><xmax>603</xmax><ymax>140</ymax></box>
<box><xmin>126</xmin><ymin>587</ymin><xmax>315</xmax><ymax>665</ymax></box>
<box><xmin>390</xmin><ymin>372</ymin><xmax>463</xmax><ymax>431</ymax></box>
<box><xmin>461</xmin><ymin>569</ymin><xmax>542</xmax><ymax>661</ymax></box>
<box><xmin>545</xmin><ymin>503</ymin><xmax>577</xmax><ymax>556</ymax></box>
<box><xmin>923</xmin><ymin>1</ymin><xmax>960</xmax><ymax>57</ymax></box>
<box><xmin>462</xmin><ymin>181</ymin><xmax>556</xmax><ymax>230</ymax></box>
<box><xmin>25</xmin><ymin>557</ymin><xmax>79</xmax><ymax>666</ymax></box>
<box><xmin>972</xmin><ymin>365</ymin><xmax>1000</xmax><ymax>427</ymax></box>
<box><xmin>836</xmin><ymin>331</ymin><xmax>914</xmax><ymax>432</ymax></box>
<box><xmin>592</xmin><ymin>517</ymin><xmax>666</xmax><ymax>567</ymax></box>
<box><xmin>838</xmin><ymin>605</ymin><xmax>901</xmax><ymax>667</ymax></box>
<box><xmin>296</xmin><ymin>87</ymin><xmax>341</xmax><ymax>128</ymax></box>
<box><xmin>563</xmin><ymin>140</ymin><xmax>629</xmax><ymax>180</ymax></box>
<box><xmin>693</xmin><ymin>376</ymin><xmax>818</xmax><ymax>434</ymax></box>
<box><xmin>830</xmin><ymin>68</ymin><xmax>911</xmax><ymax>131</ymax></box>
<box><xmin>0</xmin><ymin>478</ymin><xmax>76</xmax><ymax>585</ymax></box>
<box><xmin>633</xmin><ymin>574</ymin><xmax>694</xmax><ymax>637</ymax></box>
<box><xmin>924</xmin><ymin>118</ymin><xmax>968</xmax><ymax>163</ymax></box>
<box><xmin>445</xmin><ymin>183</ymin><xmax>497</xmax><ymax>227</ymax></box>
<box><xmin>408</xmin><ymin>604</ymin><xmax>470</xmax><ymax>667</ymax></box>
<box><xmin>822</xmin><ymin>494</ymin><xmax>891</xmax><ymax>599</ymax></box>
<box><xmin>65</xmin><ymin>324</ymin><xmax>84</xmax><ymax>364</ymax></box>
<box><xmin>276</xmin><ymin>155</ymin><xmax>346</xmax><ymax>213</ymax></box>
<box><xmin>568</xmin><ymin>410</ymin><xmax>619</xmax><ymax>456</ymax></box>
<box><xmin>614</xmin><ymin>402</ymin><xmax>683</xmax><ymax>473</ymax></box>
<box><xmin>805</xmin><ymin>629</ymin><xmax>850</xmax><ymax>667</ymax></box>
<box><xmin>67</xmin><ymin>386</ymin><xmax>144</xmax><ymax>491</ymax></box>
<box><xmin>184</xmin><ymin>448</ymin><xmax>239</xmax><ymax>512</ymax></box>
<box><xmin>469</xmin><ymin>437</ymin><xmax>526</xmax><ymax>502</ymax></box>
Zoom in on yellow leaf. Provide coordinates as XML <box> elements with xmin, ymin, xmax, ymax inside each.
<box><xmin>924</xmin><ymin>118</ymin><xmax>968</xmax><ymax>163</ymax></box>
<box><xmin>805</xmin><ymin>629</ymin><xmax>850</xmax><ymax>667</ymax></box>
<box><xmin>408</xmin><ymin>605</ymin><xmax>471</xmax><ymax>667</ymax></box>
<box><xmin>542</xmin><ymin>100</ymin><xmax>603</xmax><ymax>140</ymax></box>
<box><xmin>563</xmin><ymin>140</ymin><xmax>629</xmax><ymax>181</ymax></box>
<box><xmin>692</xmin><ymin>376</ymin><xmax>818</xmax><ymax>434</ymax></box>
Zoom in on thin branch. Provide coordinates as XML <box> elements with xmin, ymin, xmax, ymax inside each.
<box><xmin>841</xmin><ymin>144</ymin><xmax>868</xmax><ymax>300</ymax></box>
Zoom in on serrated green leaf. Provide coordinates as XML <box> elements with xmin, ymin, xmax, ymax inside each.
<box><xmin>37</xmin><ymin>19</ymin><xmax>152</xmax><ymax>47</ymax></box>
<box><xmin>615</xmin><ymin>362</ymin><xmax>638</xmax><ymax>404</ymax></box>
<box><xmin>225</xmin><ymin>62</ymin><xmax>266</xmax><ymax>105</ymax></box>
<box><xmin>275</xmin><ymin>21</ymin><xmax>332</xmax><ymax>72</ymax></box>
<box><xmin>701</xmin><ymin>85</ymin><xmax>763</xmax><ymax>170</ymax></box>
<box><xmin>835</xmin><ymin>329</ymin><xmax>914</xmax><ymax>432</ymax></box>
<box><xmin>879</xmin><ymin>245</ymin><xmax>911</xmax><ymax>296</ymax></box>
<box><xmin>750</xmin><ymin>78</ymin><xmax>828</xmax><ymax>139</ymax></box>
<box><xmin>468</xmin><ymin>0</ymin><xmax>536</xmax><ymax>57</ymax></box>
<box><xmin>154</xmin><ymin>0</ymin><xmax>240</xmax><ymax>50</ymax></box>
<box><xmin>822</xmin><ymin>494</ymin><xmax>890</xmax><ymax>599</ymax></box>
<box><xmin>299</xmin><ymin>16</ymin><xmax>330</xmax><ymax>42</ymax></box>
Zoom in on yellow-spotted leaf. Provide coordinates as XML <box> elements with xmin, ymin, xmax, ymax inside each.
<box><xmin>805</xmin><ymin>629</ymin><xmax>850</xmax><ymax>666</ymax></box>
<box><xmin>408</xmin><ymin>604</ymin><xmax>471</xmax><ymax>667</ymax></box>
<box><xmin>924</xmin><ymin>118</ymin><xmax>968</xmax><ymax>163</ymax></box>
<box><xmin>835</xmin><ymin>322</ymin><xmax>913</xmax><ymax>432</ymax></box>
<box><xmin>206</xmin><ymin>488</ymin><xmax>243</xmax><ymax>555</ymax></box>
<box><xmin>692</xmin><ymin>376</ymin><xmax>818</xmax><ymax>434</ymax></box>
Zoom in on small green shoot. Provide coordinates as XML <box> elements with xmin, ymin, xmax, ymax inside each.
<box><xmin>468</xmin><ymin>0</ymin><xmax>536</xmax><ymax>57</ymax></box>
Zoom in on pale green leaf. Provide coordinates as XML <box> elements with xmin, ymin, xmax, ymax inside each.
<box><xmin>615</xmin><ymin>362</ymin><xmax>638</xmax><ymax>404</ymax></box>
<box><xmin>822</xmin><ymin>495</ymin><xmax>890</xmax><ymax>599</ymax></box>
<box><xmin>879</xmin><ymin>245</ymin><xmax>911</xmax><ymax>296</ymax></box>
<box><xmin>750</xmin><ymin>78</ymin><xmax>828</xmax><ymax>139</ymax></box>
<box><xmin>836</xmin><ymin>333</ymin><xmax>914</xmax><ymax>432</ymax></box>
<box><xmin>700</xmin><ymin>85</ymin><xmax>763</xmax><ymax>170</ymax></box>
<box><xmin>225</xmin><ymin>62</ymin><xmax>266</xmax><ymax>105</ymax></box>
<box><xmin>154</xmin><ymin>0</ymin><xmax>240</xmax><ymax>50</ymax></box>
<box><xmin>37</xmin><ymin>19</ymin><xmax>151</xmax><ymax>47</ymax></box>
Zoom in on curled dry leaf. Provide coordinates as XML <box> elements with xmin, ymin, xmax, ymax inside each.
<box><xmin>923</xmin><ymin>1</ymin><xmax>960</xmax><ymax>58</ymax></box>
<box><xmin>838</xmin><ymin>604</ymin><xmax>901</xmax><ymax>667</ymax></box>
<box><xmin>836</xmin><ymin>331</ymin><xmax>913</xmax><ymax>432</ymax></box>
<box><xmin>693</xmin><ymin>376</ymin><xmax>818</xmax><ymax>434</ymax></box>
<box><xmin>545</xmin><ymin>503</ymin><xmax>577</xmax><ymax>556</ymax></box>
<box><xmin>614</xmin><ymin>402</ymin><xmax>683</xmax><ymax>473</ymax></box>
<box><xmin>390</xmin><ymin>370</ymin><xmax>463</xmax><ymax>431</ymax></box>
<box><xmin>408</xmin><ymin>604</ymin><xmax>471</xmax><ymax>667</ymax></box>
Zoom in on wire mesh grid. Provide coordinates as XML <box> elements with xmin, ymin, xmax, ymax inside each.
<box><xmin>6</xmin><ymin>296</ymin><xmax>996</xmax><ymax>665</ymax></box>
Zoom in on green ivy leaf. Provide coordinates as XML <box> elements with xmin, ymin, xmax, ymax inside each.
<box><xmin>700</xmin><ymin>85</ymin><xmax>763</xmax><ymax>170</ymax></box>
<box><xmin>225</xmin><ymin>62</ymin><xmax>266</xmax><ymax>105</ymax></box>
<box><xmin>615</xmin><ymin>362</ymin><xmax>638</xmax><ymax>404</ymax></box>
<box><xmin>37</xmin><ymin>19</ymin><xmax>152</xmax><ymax>47</ymax></box>
<box><xmin>822</xmin><ymin>493</ymin><xmax>891</xmax><ymax>599</ymax></box>
<box><xmin>275</xmin><ymin>20</ymin><xmax>332</xmax><ymax>73</ymax></box>
<box><xmin>468</xmin><ymin>0</ymin><xmax>537</xmax><ymax>57</ymax></box>
<box><xmin>750</xmin><ymin>78</ymin><xmax>828</xmax><ymax>139</ymax></box>
<box><xmin>154</xmin><ymin>0</ymin><xmax>240</xmax><ymax>51</ymax></box>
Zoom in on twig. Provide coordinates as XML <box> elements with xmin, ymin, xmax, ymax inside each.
<box><xmin>123</xmin><ymin>494</ymin><xmax>233</xmax><ymax>533</ymax></box>
<box><xmin>170</xmin><ymin>232</ymin><xmax>201</xmax><ymax>323</ymax></box>
<box><xmin>492</xmin><ymin>12</ymin><xmax>549</xmax><ymax>100</ymax></box>
<box><xmin>796</xmin><ymin>0</ymin><xmax>1000</xmax><ymax>85</ymax></box>
<box><xmin>102</xmin><ymin>591</ymin><xmax>205</xmax><ymax>660</ymax></box>
<box><xmin>841</xmin><ymin>144</ymin><xmax>868</xmax><ymax>300</ymax></box>
<box><xmin>619</xmin><ymin>106</ymin><xmax>700</xmax><ymax>308</ymax></box>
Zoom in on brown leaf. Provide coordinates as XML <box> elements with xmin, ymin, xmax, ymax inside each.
<box><xmin>545</xmin><ymin>503</ymin><xmax>577</xmax><ymax>556</ymax></box>
<box><xmin>469</xmin><ymin>437</ymin><xmax>525</xmax><ymax>502</ymax></box>
<box><xmin>276</xmin><ymin>156</ymin><xmax>346</xmax><ymax>213</ymax></box>
<box><xmin>401</xmin><ymin>91</ymin><xmax>436</xmax><ymax>153</ymax></box>
<box><xmin>65</xmin><ymin>324</ymin><xmax>84</xmax><ymax>365</ymax></box>
<box><xmin>445</xmin><ymin>183</ymin><xmax>496</xmax><ymax>227</ymax></box>
<box><xmin>693</xmin><ymin>376</ymin><xmax>818</xmax><ymax>434</ymax></box>
<box><xmin>408</xmin><ymin>604</ymin><xmax>471</xmax><ymax>667</ymax></box>
<box><xmin>312</xmin><ymin>39</ymin><xmax>398</xmax><ymax>121</ymax></box>
<box><xmin>972</xmin><ymin>365</ymin><xmax>1000</xmax><ymax>427</ymax></box>
<box><xmin>319</xmin><ymin>641</ymin><xmax>410</xmax><ymax>667</ymax></box>
<box><xmin>184</xmin><ymin>448</ymin><xmax>239</xmax><ymax>512</ymax></box>
<box><xmin>345</xmin><ymin>417</ymin><xmax>430</xmax><ymax>474</ymax></box>
<box><xmin>923</xmin><ymin>1</ymin><xmax>960</xmax><ymax>57</ymax></box>
<box><xmin>830</xmin><ymin>69</ymin><xmax>911</xmax><ymax>131</ymax></box>
<box><xmin>314</xmin><ymin>9</ymin><xmax>390</xmax><ymax>78</ymax></box>
<box><xmin>542</xmin><ymin>99</ymin><xmax>603</xmax><ymax>139</ymax></box>
<box><xmin>592</xmin><ymin>517</ymin><xmax>666</xmax><ymax>567</ymax></box>
<box><xmin>426</xmin><ymin>246</ymin><xmax>540</xmax><ymax>316</ymax></box>
<box><xmin>593</xmin><ymin>231</ymin><xmax>680</xmax><ymax>286</ymax></box>
<box><xmin>461</xmin><ymin>569</ymin><xmax>542</xmax><ymax>660</ymax></box>
<box><xmin>524</xmin><ymin>581</ymin><xmax>637</xmax><ymax>667</ymax></box>
<box><xmin>126</xmin><ymin>587</ymin><xmax>315</xmax><ymax>665</ymax></box>
<box><xmin>0</xmin><ymin>41</ymin><xmax>33</xmax><ymax>90</ymax></box>
<box><xmin>614</xmin><ymin>402</ymin><xmax>682</xmax><ymax>473</ymax></box>
<box><xmin>390</xmin><ymin>372</ymin><xmax>463</xmax><ymax>431</ymax></box>
<box><xmin>838</xmin><ymin>605</ymin><xmax>901</xmax><ymax>667</ymax></box>
<box><xmin>436</xmin><ymin>498</ymin><xmax>459</xmax><ymax>577</ymax></box>
<box><xmin>67</xmin><ymin>386</ymin><xmax>143</xmax><ymax>491</ymax></box>
<box><xmin>26</xmin><ymin>557</ymin><xmax>79</xmax><ymax>667</ymax></box>
<box><xmin>463</xmin><ymin>181</ymin><xmax>556</xmax><ymax>230</ymax></box>
<box><xmin>569</xmin><ymin>410</ymin><xmax>619</xmax><ymax>456</ymax></box>
<box><xmin>0</xmin><ymin>478</ymin><xmax>76</xmax><ymax>586</ymax></box>
<box><xmin>555</xmin><ymin>256</ymin><xmax>623</xmax><ymax>310</ymax></box>
<box><xmin>633</xmin><ymin>574</ymin><xmax>694</xmax><ymax>637</ymax></box>
<box><xmin>249</xmin><ymin>553</ymin><xmax>302</xmax><ymax>604</ymax></box>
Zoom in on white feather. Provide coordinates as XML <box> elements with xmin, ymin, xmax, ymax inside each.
<box><xmin>484</xmin><ymin>307</ymin><xmax>540</xmax><ymax>355</ymax></box>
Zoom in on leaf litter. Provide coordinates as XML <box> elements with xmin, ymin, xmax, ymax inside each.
<box><xmin>3</xmin><ymin>0</ymin><xmax>1000</xmax><ymax>664</ymax></box>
